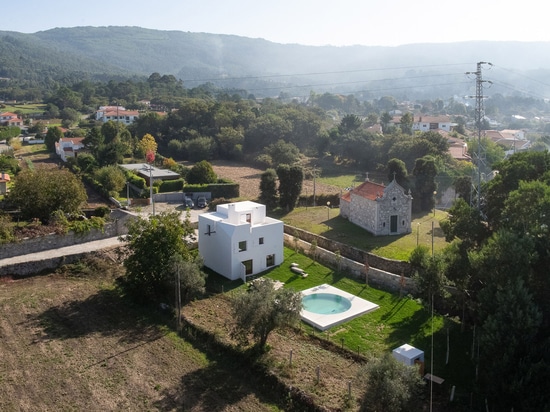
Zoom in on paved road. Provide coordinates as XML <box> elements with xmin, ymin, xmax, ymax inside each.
<box><xmin>0</xmin><ymin>203</ymin><xmax>205</xmax><ymax>268</ymax></box>
<box><xmin>0</xmin><ymin>237</ymin><xmax>123</xmax><ymax>267</ymax></box>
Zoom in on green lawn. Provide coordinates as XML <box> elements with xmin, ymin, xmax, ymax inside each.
<box><xmin>206</xmin><ymin>247</ymin><xmax>476</xmax><ymax>391</ymax></box>
<box><xmin>275</xmin><ymin>206</ymin><xmax>448</xmax><ymax>261</ymax></box>
<box><xmin>2</xmin><ymin>103</ymin><xmax>46</xmax><ymax>114</ymax></box>
<box><xmin>278</xmin><ymin>248</ymin><xmax>476</xmax><ymax>391</ymax></box>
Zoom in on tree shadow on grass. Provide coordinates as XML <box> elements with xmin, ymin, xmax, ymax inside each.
<box><xmin>380</xmin><ymin>297</ymin><xmax>410</xmax><ymax>323</ymax></box>
<box><xmin>30</xmin><ymin>288</ymin><xmax>166</xmax><ymax>344</ymax></box>
<box><xmin>153</xmin><ymin>360</ymin><xmax>281</xmax><ymax>411</ymax></box>
<box><xmin>153</xmin><ymin>335</ymin><xmax>285</xmax><ymax>411</ymax></box>
<box><xmin>323</xmin><ymin>269</ymin><xmax>347</xmax><ymax>284</ymax></box>
<box><xmin>383</xmin><ymin>308</ymin><xmax>432</xmax><ymax>349</ymax></box>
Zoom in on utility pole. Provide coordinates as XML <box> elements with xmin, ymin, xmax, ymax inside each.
<box><xmin>466</xmin><ymin>62</ymin><xmax>492</xmax><ymax>217</ymax></box>
<box><xmin>175</xmin><ymin>264</ymin><xmax>182</xmax><ymax>333</ymax></box>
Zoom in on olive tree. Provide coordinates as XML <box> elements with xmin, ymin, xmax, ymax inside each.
<box><xmin>358</xmin><ymin>353</ymin><xmax>425</xmax><ymax>412</ymax></box>
<box><xmin>231</xmin><ymin>278</ymin><xmax>302</xmax><ymax>350</ymax></box>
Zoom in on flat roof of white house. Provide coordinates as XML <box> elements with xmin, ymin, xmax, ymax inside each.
<box><xmin>119</xmin><ymin>163</ymin><xmax>180</xmax><ymax>179</ymax></box>
<box><xmin>216</xmin><ymin>200</ymin><xmax>263</xmax><ymax>212</ymax></box>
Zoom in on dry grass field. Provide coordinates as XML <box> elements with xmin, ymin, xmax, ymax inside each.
<box><xmin>0</xmin><ymin>253</ymin><xmax>285</xmax><ymax>412</ymax></box>
<box><xmin>210</xmin><ymin>160</ymin><xmax>341</xmax><ymax>201</ymax></box>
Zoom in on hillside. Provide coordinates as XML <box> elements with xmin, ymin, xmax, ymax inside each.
<box><xmin>2</xmin><ymin>26</ymin><xmax>550</xmax><ymax>99</ymax></box>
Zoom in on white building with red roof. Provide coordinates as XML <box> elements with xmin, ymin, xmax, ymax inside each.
<box><xmin>0</xmin><ymin>172</ymin><xmax>10</xmax><ymax>195</ymax></box>
<box><xmin>340</xmin><ymin>177</ymin><xmax>412</xmax><ymax>236</ymax></box>
<box><xmin>55</xmin><ymin>137</ymin><xmax>85</xmax><ymax>162</ymax></box>
<box><xmin>95</xmin><ymin>106</ymin><xmax>139</xmax><ymax>125</ymax></box>
<box><xmin>412</xmin><ymin>115</ymin><xmax>453</xmax><ymax>132</ymax></box>
<box><xmin>0</xmin><ymin>112</ymin><xmax>23</xmax><ymax>127</ymax></box>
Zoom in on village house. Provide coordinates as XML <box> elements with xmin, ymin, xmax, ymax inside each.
<box><xmin>0</xmin><ymin>112</ymin><xmax>23</xmax><ymax>127</ymax></box>
<box><xmin>95</xmin><ymin>105</ymin><xmax>139</xmax><ymax>125</ymax></box>
<box><xmin>198</xmin><ymin>201</ymin><xmax>284</xmax><ymax>281</ymax></box>
<box><xmin>118</xmin><ymin>163</ymin><xmax>180</xmax><ymax>186</ymax></box>
<box><xmin>0</xmin><ymin>172</ymin><xmax>10</xmax><ymax>195</ymax></box>
<box><xmin>412</xmin><ymin>115</ymin><xmax>454</xmax><ymax>132</ymax></box>
<box><xmin>340</xmin><ymin>177</ymin><xmax>413</xmax><ymax>236</ymax></box>
<box><xmin>55</xmin><ymin>137</ymin><xmax>85</xmax><ymax>162</ymax></box>
<box><xmin>485</xmin><ymin>129</ymin><xmax>531</xmax><ymax>156</ymax></box>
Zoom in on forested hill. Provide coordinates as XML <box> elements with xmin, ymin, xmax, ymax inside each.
<box><xmin>2</xmin><ymin>26</ymin><xmax>550</xmax><ymax>99</ymax></box>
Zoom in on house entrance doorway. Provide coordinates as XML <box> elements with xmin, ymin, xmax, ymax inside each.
<box><xmin>242</xmin><ymin>259</ymin><xmax>253</xmax><ymax>275</ymax></box>
<box><xmin>390</xmin><ymin>215</ymin><xmax>398</xmax><ymax>233</ymax></box>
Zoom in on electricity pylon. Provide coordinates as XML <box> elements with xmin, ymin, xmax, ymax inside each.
<box><xmin>466</xmin><ymin>62</ymin><xmax>492</xmax><ymax>217</ymax></box>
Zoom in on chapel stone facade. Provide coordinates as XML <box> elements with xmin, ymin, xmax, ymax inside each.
<box><xmin>340</xmin><ymin>178</ymin><xmax>412</xmax><ymax>236</ymax></box>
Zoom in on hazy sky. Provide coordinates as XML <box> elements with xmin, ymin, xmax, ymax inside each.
<box><xmin>7</xmin><ymin>0</ymin><xmax>549</xmax><ymax>47</ymax></box>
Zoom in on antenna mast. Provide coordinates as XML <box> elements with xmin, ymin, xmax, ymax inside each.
<box><xmin>466</xmin><ymin>62</ymin><xmax>492</xmax><ymax>216</ymax></box>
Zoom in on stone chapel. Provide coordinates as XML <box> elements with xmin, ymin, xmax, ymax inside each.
<box><xmin>340</xmin><ymin>177</ymin><xmax>412</xmax><ymax>236</ymax></box>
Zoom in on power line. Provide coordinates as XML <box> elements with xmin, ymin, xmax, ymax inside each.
<box><xmin>242</xmin><ymin>73</ymin><xmax>469</xmax><ymax>93</ymax></box>
<box><xmin>181</xmin><ymin>62</ymin><xmax>474</xmax><ymax>84</ymax></box>
<box><xmin>492</xmin><ymin>64</ymin><xmax>550</xmax><ymax>89</ymax></box>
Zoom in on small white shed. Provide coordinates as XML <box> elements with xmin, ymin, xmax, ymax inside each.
<box><xmin>392</xmin><ymin>343</ymin><xmax>424</xmax><ymax>366</ymax></box>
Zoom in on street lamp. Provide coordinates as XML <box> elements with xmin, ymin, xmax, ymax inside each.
<box><xmin>327</xmin><ymin>201</ymin><xmax>331</xmax><ymax>220</ymax></box>
<box><xmin>149</xmin><ymin>165</ymin><xmax>155</xmax><ymax>216</ymax></box>
<box><xmin>433</xmin><ymin>191</ymin><xmax>437</xmax><ymax>216</ymax></box>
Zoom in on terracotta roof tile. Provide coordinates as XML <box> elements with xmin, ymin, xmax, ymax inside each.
<box><xmin>350</xmin><ymin>180</ymin><xmax>386</xmax><ymax>201</ymax></box>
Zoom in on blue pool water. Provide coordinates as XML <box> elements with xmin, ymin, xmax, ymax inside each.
<box><xmin>302</xmin><ymin>293</ymin><xmax>352</xmax><ymax>314</ymax></box>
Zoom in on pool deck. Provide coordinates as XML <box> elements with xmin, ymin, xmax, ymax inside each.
<box><xmin>300</xmin><ymin>284</ymin><xmax>379</xmax><ymax>331</ymax></box>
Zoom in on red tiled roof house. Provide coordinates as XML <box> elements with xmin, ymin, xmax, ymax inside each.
<box><xmin>0</xmin><ymin>172</ymin><xmax>10</xmax><ymax>195</ymax></box>
<box><xmin>340</xmin><ymin>177</ymin><xmax>413</xmax><ymax>236</ymax></box>
<box><xmin>55</xmin><ymin>137</ymin><xmax>85</xmax><ymax>162</ymax></box>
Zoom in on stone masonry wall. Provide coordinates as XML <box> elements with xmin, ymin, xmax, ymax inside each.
<box><xmin>284</xmin><ymin>225</ymin><xmax>412</xmax><ymax>276</ymax></box>
<box><xmin>0</xmin><ymin>212</ymin><xmax>133</xmax><ymax>260</ymax></box>
<box><xmin>283</xmin><ymin>233</ymin><xmax>417</xmax><ymax>295</ymax></box>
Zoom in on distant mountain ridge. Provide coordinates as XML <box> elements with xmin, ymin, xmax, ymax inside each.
<box><xmin>2</xmin><ymin>26</ymin><xmax>550</xmax><ymax>99</ymax></box>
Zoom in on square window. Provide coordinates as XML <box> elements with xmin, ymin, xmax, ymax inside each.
<box><xmin>238</xmin><ymin>241</ymin><xmax>247</xmax><ymax>252</ymax></box>
<box><xmin>266</xmin><ymin>254</ymin><xmax>275</xmax><ymax>267</ymax></box>
<box><xmin>259</xmin><ymin>237</ymin><xmax>264</xmax><ymax>245</ymax></box>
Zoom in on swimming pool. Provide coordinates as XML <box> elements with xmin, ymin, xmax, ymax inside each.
<box><xmin>300</xmin><ymin>284</ymin><xmax>379</xmax><ymax>331</ymax></box>
<box><xmin>302</xmin><ymin>293</ymin><xmax>352</xmax><ymax>314</ymax></box>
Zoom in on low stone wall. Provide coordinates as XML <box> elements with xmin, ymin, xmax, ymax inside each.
<box><xmin>284</xmin><ymin>234</ymin><xmax>417</xmax><ymax>295</ymax></box>
<box><xmin>284</xmin><ymin>225</ymin><xmax>412</xmax><ymax>276</ymax></box>
<box><xmin>0</xmin><ymin>210</ymin><xmax>134</xmax><ymax>260</ymax></box>
<box><xmin>1</xmin><ymin>253</ymin><xmax>92</xmax><ymax>277</ymax></box>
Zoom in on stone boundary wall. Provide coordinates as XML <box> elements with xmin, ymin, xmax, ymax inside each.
<box><xmin>0</xmin><ymin>211</ymin><xmax>134</xmax><ymax>260</ymax></box>
<box><xmin>284</xmin><ymin>225</ymin><xmax>412</xmax><ymax>276</ymax></box>
<box><xmin>1</xmin><ymin>251</ymin><xmax>103</xmax><ymax>277</ymax></box>
<box><xmin>283</xmin><ymin>234</ymin><xmax>417</xmax><ymax>295</ymax></box>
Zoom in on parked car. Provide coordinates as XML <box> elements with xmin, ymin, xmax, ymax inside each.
<box><xmin>197</xmin><ymin>196</ymin><xmax>207</xmax><ymax>208</ymax></box>
<box><xmin>184</xmin><ymin>197</ymin><xmax>194</xmax><ymax>208</ymax></box>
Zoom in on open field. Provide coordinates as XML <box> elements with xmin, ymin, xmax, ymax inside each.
<box><xmin>0</xmin><ymin>246</ymin><xmax>470</xmax><ymax>411</ymax></box>
<box><xmin>0</xmin><ymin>253</ymin><xmax>283</xmax><ymax>412</ymax></box>
<box><xmin>211</xmin><ymin>160</ymin><xmax>448</xmax><ymax>261</ymax></box>
<box><xmin>210</xmin><ymin>159</ymin><xmax>342</xmax><ymax>200</ymax></box>
<box><xmin>0</xmin><ymin>103</ymin><xmax>46</xmax><ymax>115</ymax></box>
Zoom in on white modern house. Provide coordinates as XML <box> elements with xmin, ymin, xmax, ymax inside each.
<box><xmin>198</xmin><ymin>201</ymin><xmax>284</xmax><ymax>281</ymax></box>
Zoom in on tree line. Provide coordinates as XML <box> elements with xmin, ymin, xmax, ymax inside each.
<box><xmin>412</xmin><ymin>150</ymin><xmax>550</xmax><ymax>410</ymax></box>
